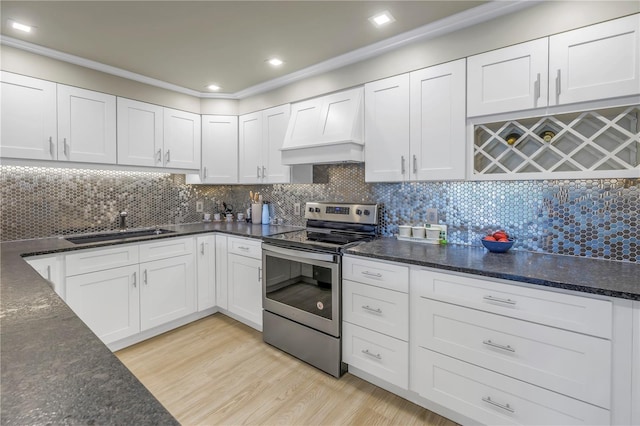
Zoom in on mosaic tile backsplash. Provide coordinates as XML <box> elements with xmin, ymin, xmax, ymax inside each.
<box><xmin>1</xmin><ymin>164</ymin><xmax>637</xmax><ymax>263</ymax></box>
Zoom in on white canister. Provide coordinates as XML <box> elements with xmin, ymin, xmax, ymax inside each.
<box><xmin>398</xmin><ymin>226</ymin><xmax>411</xmax><ymax>237</ymax></box>
<box><xmin>412</xmin><ymin>226</ymin><xmax>426</xmax><ymax>238</ymax></box>
<box><xmin>251</xmin><ymin>203</ymin><xmax>262</xmax><ymax>224</ymax></box>
<box><xmin>426</xmin><ymin>228</ymin><xmax>440</xmax><ymax>240</ymax></box>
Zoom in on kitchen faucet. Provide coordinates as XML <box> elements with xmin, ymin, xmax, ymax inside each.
<box><xmin>119</xmin><ymin>211</ymin><xmax>128</xmax><ymax>231</ymax></box>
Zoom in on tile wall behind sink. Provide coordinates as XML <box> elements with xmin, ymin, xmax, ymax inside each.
<box><xmin>0</xmin><ymin>164</ymin><xmax>637</xmax><ymax>263</ymax></box>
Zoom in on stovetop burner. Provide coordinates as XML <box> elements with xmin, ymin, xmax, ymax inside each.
<box><xmin>262</xmin><ymin>202</ymin><xmax>379</xmax><ymax>253</ymax></box>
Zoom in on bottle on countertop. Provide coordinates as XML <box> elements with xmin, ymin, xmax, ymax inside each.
<box><xmin>262</xmin><ymin>203</ymin><xmax>270</xmax><ymax>225</ymax></box>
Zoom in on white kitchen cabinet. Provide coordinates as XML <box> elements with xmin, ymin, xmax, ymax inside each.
<box><xmin>0</xmin><ymin>72</ymin><xmax>57</xmax><ymax>160</ymax></box>
<box><xmin>467</xmin><ymin>14</ymin><xmax>640</xmax><ymax>117</ymax></box>
<box><xmin>549</xmin><ymin>14</ymin><xmax>640</xmax><ymax>106</ymax></box>
<box><xmin>365</xmin><ymin>59</ymin><xmax>465</xmax><ymax>182</ymax></box>
<box><xmin>163</xmin><ymin>107</ymin><xmax>201</xmax><ymax>170</ymax></box>
<box><xmin>215</xmin><ymin>234</ymin><xmax>229</xmax><ymax>309</ymax></box>
<box><xmin>633</xmin><ymin>301</ymin><xmax>640</xmax><ymax>425</ymax></box>
<box><xmin>342</xmin><ymin>256</ymin><xmax>409</xmax><ymax>390</ymax></box>
<box><xmin>140</xmin><ymin>253</ymin><xmax>196</xmax><ymax>331</ymax></box>
<box><xmin>239</xmin><ymin>104</ymin><xmax>291</xmax><ymax>184</ymax></box>
<box><xmin>198</xmin><ymin>115</ymin><xmax>238</xmax><ymax>184</ymax></box>
<box><xmin>66</xmin><ymin>264</ymin><xmax>140</xmax><ymax>344</ymax></box>
<box><xmin>117</xmin><ymin>97</ymin><xmax>164</xmax><ymax>167</ymax></box>
<box><xmin>57</xmin><ymin>84</ymin><xmax>116</xmax><ymax>164</ymax></box>
<box><xmin>364</xmin><ymin>74</ymin><xmax>410</xmax><ymax>182</ymax></box>
<box><xmin>226</xmin><ymin>236</ymin><xmax>262</xmax><ymax>330</ymax></box>
<box><xmin>467</xmin><ymin>38</ymin><xmax>549</xmax><ymax>117</ymax></box>
<box><xmin>196</xmin><ymin>234</ymin><xmax>216</xmax><ymax>311</ymax></box>
<box><xmin>25</xmin><ymin>254</ymin><xmax>64</xmax><ymax>298</ymax></box>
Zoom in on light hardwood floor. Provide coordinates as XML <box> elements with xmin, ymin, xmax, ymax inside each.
<box><xmin>116</xmin><ymin>314</ymin><xmax>457</xmax><ymax>426</ymax></box>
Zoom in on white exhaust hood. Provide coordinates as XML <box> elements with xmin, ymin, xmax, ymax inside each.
<box><xmin>280</xmin><ymin>87</ymin><xmax>364</xmax><ymax>165</ymax></box>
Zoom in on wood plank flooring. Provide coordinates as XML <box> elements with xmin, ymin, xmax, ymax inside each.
<box><xmin>116</xmin><ymin>314</ymin><xmax>457</xmax><ymax>426</ymax></box>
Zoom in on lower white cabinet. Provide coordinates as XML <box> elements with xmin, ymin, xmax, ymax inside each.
<box><xmin>196</xmin><ymin>235</ymin><xmax>216</xmax><ymax>311</ymax></box>
<box><xmin>413</xmin><ymin>348</ymin><xmax>610</xmax><ymax>425</ymax></box>
<box><xmin>25</xmin><ymin>254</ymin><xmax>64</xmax><ymax>298</ymax></box>
<box><xmin>139</xmin><ymin>254</ymin><xmax>196</xmax><ymax>331</ymax></box>
<box><xmin>66</xmin><ymin>264</ymin><xmax>140</xmax><ymax>344</ymax></box>
<box><xmin>633</xmin><ymin>301</ymin><xmax>640</xmax><ymax>425</ymax></box>
<box><xmin>226</xmin><ymin>237</ymin><xmax>262</xmax><ymax>330</ymax></box>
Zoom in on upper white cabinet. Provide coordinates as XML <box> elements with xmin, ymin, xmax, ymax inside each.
<box><xmin>468</xmin><ymin>14</ymin><xmax>640</xmax><ymax>117</ymax></box>
<box><xmin>1</xmin><ymin>72</ymin><xmax>116</xmax><ymax>164</ymax></box>
<box><xmin>1</xmin><ymin>72</ymin><xmax>57</xmax><ymax>160</ymax></box>
<box><xmin>117</xmin><ymin>97</ymin><xmax>164</xmax><ymax>167</ymax></box>
<box><xmin>467</xmin><ymin>39</ymin><xmax>548</xmax><ymax>117</ymax></box>
<box><xmin>57</xmin><ymin>85</ymin><xmax>117</xmax><ymax>164</ymax></box>
<box><xmin>163</xmin><ymin>108</ymin><xmax>201</xmax><ymax>170</ymax></box>
<box><xmin>239</xmin><ymin>104</ymin><xmax>291</xmax><ymax>184</ymax></box>
<box><xmin>200</xmin><ymin>115</ymin><xmax>238</xmax><ymax>184</ymax></box>
<box><xmin>365</xmin><ymin>59</ymin><xmax>466</xmax><ymax>182</ymax></box>
<box><xmin>549</xmin><ymin>14</ymin><xmax>640</xmax><ymax>106</ymax></box>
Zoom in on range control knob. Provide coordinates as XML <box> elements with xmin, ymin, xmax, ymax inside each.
<box><xmin>356</xmin><ymin>209</ymin><xmax>362</xmax><ymax>215</ymax></box>
<box><xmin>363</xmin><ymin>209</ymin><xmax>371</xmax><ymax>216</ymax></box>
<box><xmin>308</xmin><ymin>207</ymin><xmax>314</xmax><ymax>213</ymax></box>
<box><xmin>315</xmin><ymin>207</ymin><xmax>321</xmax><ymax>213</ymax></box>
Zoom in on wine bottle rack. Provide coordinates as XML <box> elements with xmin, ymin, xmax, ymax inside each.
<box><xmin>473</xmin><ymin>105</ymin><xmax>640</xmax><ymax>180</ymax></box>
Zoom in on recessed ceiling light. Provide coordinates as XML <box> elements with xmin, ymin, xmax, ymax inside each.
<box><xmin>207</xmin><ymin>84</ymin><xmax>221</xmax><ymax>91</ymax></box>
<box><xmin>267</xmin><ymin>58</ymin><xmax>284</xmax><ymax>67</ymax></box>
<box><xmin>369</xmin><ymin>11</ymin><xmax>395</xmax><ymax>28</ymax></box>
<box><xmin>9</xmin><ymin>20</ymin><xmax>32</xmax><ymax>33</ymax></box>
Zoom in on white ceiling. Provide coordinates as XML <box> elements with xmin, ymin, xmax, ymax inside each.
<box><xmin>1</xmin><ymin>1</ymin><xmax>493</xmax><ymax>97</ymax></box>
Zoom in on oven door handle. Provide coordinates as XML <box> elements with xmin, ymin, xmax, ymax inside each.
<box><xmin>262</xmin><ymin>244</ymin><xmax>336</xmax><ymax>263</ymax></box>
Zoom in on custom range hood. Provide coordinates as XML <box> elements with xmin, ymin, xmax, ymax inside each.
<box><xmin>280</xmin><ymin>87</ymin><xmax>364</xmax><ymax>165</ymax></box>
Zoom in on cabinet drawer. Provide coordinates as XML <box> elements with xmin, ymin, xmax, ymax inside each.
<box><xmin>343</xmin><ymin>322</ymin><xmax>408</xmax><ymax>389</ymax></box>
<box><xmin>228</xmin><ymin>236</ymin><xmax>262</xmax><ymax>259</ymax></box>
<box><xmin>66</xmin><ymin>244</ymin><xmax>138</xmax><ymax>276</ymax></box>
<box><xmin>343</xmin><ymin>279</ymin><xmax>408</xmax><ymax>340</ymax></box>
<box><xmin>343</xmin><ymin>256</ymin><xmax>408</xmax><ymax>293</ymax></box>
<box><xmin>139</xmin><ymin>237</ymin><xmax>194</xmax><ymax>262</ymax></box>
<box><xmin>412</xmin><ymin>298</ymin><xmax>611</xmax><ymax>408</ymax></box>
<box><xmin>411</xmin><ymin>268</ymin><xmax>612</xmax><ymax>338</ymax></box>
<box><xmin>412</xmin><ymin>348</ymin><xmax>610</xmax><ymax>426</ymax></box>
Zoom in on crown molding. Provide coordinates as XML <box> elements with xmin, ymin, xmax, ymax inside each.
<box><xmin>1</xmin><ymin>1</ymin><xmax>537</xmax><ymax>101</ymax></box>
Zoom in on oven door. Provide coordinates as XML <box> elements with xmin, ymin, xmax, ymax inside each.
<box><xmin>262</xmin><ymin>244</ymin><xmax>340</xmax><ymax>337</ymax></box>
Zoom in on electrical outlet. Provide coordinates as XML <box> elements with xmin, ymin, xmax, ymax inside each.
<box><xmin>196</xmin><ymin>200</ymin><xmax>204</xmax><ymax>213</ymax></box>
<box><xmin>294</xmin><ymin>203</ymin><xmax>301</xmax><ymax>216</ymax></box>
<box><xmin>426</xmin><ymin>208</ymin><xmax>438</xmax><ymax>224</ymax></box>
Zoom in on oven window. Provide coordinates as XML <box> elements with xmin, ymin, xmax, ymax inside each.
<box><xmin>264</xmin><ymin>255</ymin><xmax>333</xmax><ymax>320</ymax></box>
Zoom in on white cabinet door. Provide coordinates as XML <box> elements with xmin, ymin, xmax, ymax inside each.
<box><xmin>215</xmin><ymin>234</ymin><xmax>229</xmax><ymax>309</ymax></box>
<box><xmin>262</xmin><ymin>104</ymin><xmax>291</xmax><ymax>183</ymax></box>
<box><xmin>549</xmin><ymin>14</ymin><xmax>640</xmax><ymax>106</ymax></box>
<box><xmin>140</xmin><ymin>253</ymin><xmax>196</xmax><ymax>330</ymax></box>
<box><xmin>25</xmin><ymin>254</ymin><xmax>65</xmax><ymax>299</ymax></box>
<box><xmin>163</xmin><ymin>108</ymin><xmax>201</xmax><ymax>170</ymax></box>
<box><xmin>364</xmin><ymin>74</ymin><xmax>410</xmax><ymax>182</ymax></box>
<box><xmin>410</xmin><ymin>59</ymin><xmax>466</xmax><ymax>181</ymax></box>
<box><xmin>196</xmin><ymin>235</ymin><xmax>216</xmax><ymax>311</ymax></box>
<box><xmin>467</xmin><ymin>38</ymin><xmax>549</xmax><ymax>117</ymax></box>
<box><xmin>227</xmin><ymin>253</ymin><xmax>262</xmax><ymax>329</ymax></box>
<box><xmin>201</xmin><ymin>115</ymin><xmax>238</xmax><ymax>184</ymax></box>
<box><xmin>117</xmin><ymin>97</ymin><xmax>163</xmax><ymax>167</ymax></box>
<box><xmin>238</xmin><ymin>111</ymin><xmax>263</xmax><ymax>184</ymax></box>
<box><xmin>65</xmin><ymin>264</ymin><xmax>140</xmax><ymax>344</ymax></box>
<box><xmin>57</xmin><ymin>84</ymin><xmax>116</xmax><ymax>164</ymax></box>
<box><xmin>1</xmin><ymin>72</ymin><xmax>57</xmax><ymax>160</ymax></box>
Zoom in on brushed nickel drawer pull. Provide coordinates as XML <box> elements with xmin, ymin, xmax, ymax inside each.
<box><xmin>63</xmin><ymin>138</ymin><xmax>69</xmax><ymax>157</ymax></box>
<box><xmin>156</xmin><ymin>149</ymin><xmax>162</xmax><ymax>163</ymax></box>
<box><xmin>483</xmin><ymin>295</ymin><xmax>517</xmax><ymax>305</ymax></box>
<box><xmin>143</xmin><ymin>269</ymin><xmax>148</xmax><ymax>285</ymax></box>
<box><xmin>483</xmin><ymin>339</ymin><xmax>515</xmax><ymax>353</ymax></box>
<box><xmin>401</xmin><ymin>156</ymin><xmax>406</xmax><ymax>174</ymax></box>
<box><xmin>238</xmin><ymin>246</ymin><xmax>250</xmax><ymax>251</ymax></box>
<box><xmin>262</xmin><ymin>166</ymin><xmax>266</xmax><ymax>178</ymax></box>
<box><xmin>362</xmin><ymin>305</ymin><xmax>382</xmax><ymax>314</ymax></box>
<box><xmin>361</xmin><ymin>271</ymin><xmax>382</xmax><ymax>278</ymax></box>
<box><xmin>165</xmin><ymin>150</ymin><xmax>171</xmax><ymax>163</ymax></box>
<box><xmin>49</xmin><ymin>137</ymin><xmax>55</xmax><ymax>158</ymax></box>
<box><xmin>258</xmin><ymin>267</ymin><xmax>262</xmax><ymax>282</ymax></box>
<box><xmin>257</xmin><ymin>166</ymin><xmax>261</xmax><ymax>178</ymax></box>
<box><xmin>413</xmin><ymin>154</ymin><xmax>417</xmax><ymax>174</ymax></box>
<box><xmin>203</xmin><ymin>167</ymin><xmax>208</xmax><ymax>179</ymax></box>
<box><xmin>200</xmin><ymin>242</ymin><xmax>205</xmax><ymax>255</ymax></box>
<box><xmin>361</xmin><ymin>349</ymin><xmax>382</xmax><ymax>360</ymax></box>
<box><xmin>132</xmin><ymin>272</ymin><xmax>137</xmax><ymax>288</ymax></box>
<box><xmin>482</xmin><ymin>396</ymin><xmax>515</xmax><ymax>413</ymax></box>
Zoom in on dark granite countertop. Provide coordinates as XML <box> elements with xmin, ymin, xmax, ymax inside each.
<box><xmin>345</xmin><ymin>238</ymin><xmax>640</xmax><ymax>301</ymax></box>
<box><xmin>0</xmin><ymin>222</ymin><xmax>300</xmax><ymax>425</ymax></box>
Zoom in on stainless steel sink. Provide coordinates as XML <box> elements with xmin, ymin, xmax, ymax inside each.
<box><xmin>65</xmin><ymin>228</ymin><xmax>175</xmax><ymax>244</ymax></box>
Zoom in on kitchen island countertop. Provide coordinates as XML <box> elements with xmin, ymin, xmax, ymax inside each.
<box><xmin>0</xmin><ymin>222</ymin><xmax>300</xmax><ymax>425</ymax></box>
<box><xmin>345</xmin><ymin>237</ymin><xmax>640</xmax><ymax>300</ymax></box>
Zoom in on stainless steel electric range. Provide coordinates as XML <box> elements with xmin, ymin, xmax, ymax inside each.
<box><xmin>261</xmin><ymin>201</ymin><xmax>379</xmax><ymax>377</ymax></box>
